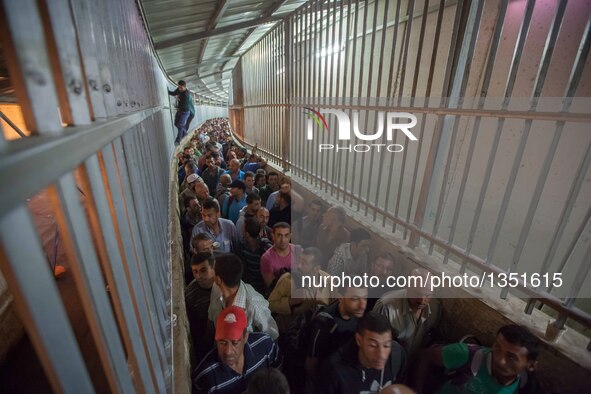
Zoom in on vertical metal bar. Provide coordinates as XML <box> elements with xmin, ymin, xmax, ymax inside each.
<box><xmin>68</xmin><ymin>0</ymin><xmax>106</xmax><ymax>120</ymax></box>
<box><xmin>484</xmin><ymin>0</ymin><xmax>539</xmax><ymax>264</ymax></box>
<box><xmin>499</xmin><ymin>0</ymin><xmax>569</xmax><ymax>298</ymax></box>
<box><xmin>409</xmin><ymin>0</ymin><xmax>466</xmax><ymax>248</ymax></box>
<box><xmin>343</xmin><ymin>0</ymin><xmax>361</xmax><ymax>204</ymax></box>
<box><xmin>305</xmin><ymin>3</ymin><xmax>314</xmax><ymax>184</ymax></box>
<box><xmin>335</xmin><ymin>0</ymin><xmax>350</xmax><ymax>200</ymax></box>
<box><xmin>392</xmin><ymin>0</ymin><xmax>418</xmax><ymax>230</ymax></box>
<box><xmin>112</xmin><ymin>138</ymin><xmax>169</xmax><ymax>366</ymax></box>
<box><xmin>0</xmin><ymin>0</ymin><xmax>62</xmax><ymax>132</ymax></box>
<box><xmin>558</xmin><ymin>220</ymin><xmax>591</xmax><ymax>307</ymax></box>
<box><xmin>404</xmin><ymin>0</ymin><xmax>445</xmax><ymax>231</ymax></box>
<box><xmin>330</xmin><ymin>0</ymin><xmax>345</xmax><ymax>196</ymax></box>
<box><xmin>100</xmin><ymin>144</ymin><xmax>167</xmax><ymax>392</ymax></box>
<box><xmin>367</xmin><ymin>0</ymin><xmax>390</xmax><ymax>218</ymax></box>
<box><xmin>50</xmin><ymin>172</ymin><xmax>135</xmax><ymax>393</ymax></box>
<box><xmin>284</xmin><ymin>20</ymin><xmax>292</xmax><ymax>172</ymax></box>
<box><xmin>445</xmin><ymin>0</ymin><xmax>508</xmax><ymax>265</ymax></box>
<box><xmin>357</xmin><ymin>0</ymin><xmax>378</xmax><ymax>211</ymax></box>
<box><xmin>428</xmin><ymin>0</ymin><xmax>485</xmax><ymax>253</ymax></box>
<box><xmin>381</xmin><ymin>0</ymin><xmax>405</xmax><ymax>227</ymax></box>
<box><xmin>39</xmin><ymin>0</ymin><xmax>91</xmax><ymax>126</ymax></box>
<box><xmin>320</xmin><ymin>1</ymin><xmax>331</xmax><ymax>192</ymax></box>
<box><xmin>0</xmin><ymin>206</ymin><xmax>95</xmax><ymax>394</ymax></box>
<box><xmin>82</xmin><ymin>154</ymin><xmax>156</xmax><ymax>392</ymax></box>
<box><xmin>351</xmin><ymin>0</ymin><xmax>370</xmax><ymax>210</ymax></box>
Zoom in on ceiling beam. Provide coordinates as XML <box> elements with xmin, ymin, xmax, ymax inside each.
<box><xmin>154</xmin><ymin>15</ymin><xmax>284</xmax><ymax>50</ymax></box>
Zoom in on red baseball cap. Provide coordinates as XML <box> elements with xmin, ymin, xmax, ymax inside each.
<box><xmin>215</xmin><ymin>306</ymin><xmax>248</xmax><ymax>341</ymax></box>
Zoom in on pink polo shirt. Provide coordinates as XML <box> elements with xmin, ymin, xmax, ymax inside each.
<box><xmin>260</xmin><ymin>244</ymin><xmax>299</xmax><ymax>276</ymax></box>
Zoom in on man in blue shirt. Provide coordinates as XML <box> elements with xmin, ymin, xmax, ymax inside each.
<box><xmin>192</xmin><ymin>198</ymin><xmax>240</xmax><ymax>253</ymax></box>
<box><xmin>193</xmin><ymin>306</ymin><xmax>281</xmax><ymax>394</ymax></box>
<box><xmin>222</xmin><ymin>180</ymin><xmax>248</xmax><ymax>224</ymax></box>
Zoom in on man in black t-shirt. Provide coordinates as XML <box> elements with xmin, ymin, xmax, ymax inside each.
<box><xmin>168</xmin><ymin>80</ymin><xmax>191</xmax><ymax>145</ymax></box>
<box><xmin>317</xmin><ymin>312</ymin><xmax>407</xmax><ymax>394</ymax></box>
<box><xmin>306</xmin><ymin>287</ymin><xmax>367</xmax><ymax>387</ymax></box>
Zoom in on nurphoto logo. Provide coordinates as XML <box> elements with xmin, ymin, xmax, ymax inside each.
<box><xmin>304</xmin><ymin>108</ymin><xmax>418</xmax><ymax>152</ymax></box>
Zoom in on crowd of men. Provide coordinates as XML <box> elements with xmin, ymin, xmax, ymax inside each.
<box><xmin>178</xmin><ymin>118</ymin><xmax>544</xmax><ymax>394</ymax></box>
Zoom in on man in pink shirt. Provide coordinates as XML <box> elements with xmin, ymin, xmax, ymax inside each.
<box><xmin>260</xmin><ymin>222</ymin><xmax>301</xmax><ymax>289</ymax></box>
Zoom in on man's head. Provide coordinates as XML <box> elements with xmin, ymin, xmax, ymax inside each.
<box><xmin>229</xmin><ymin>159</ymin><xmax>240</xmax><ymax>173</ymax></box>
<box><xmin>297</xmin><ymin>247</ymin><xmax>324</xmax><ymax>276</ymax></box>
<box><xmin>243</xmin><ymin>217</ymin><xmax>261</xmax><ymax>240</ymax></box>
<box><xmin>244</xmin><ymin>172</ymin><xmax>255</xmax><ymax>190</ymax></box>
<box><xmin>178</xmin><ymin>80</ymin><xmax>187</xmax><ymax>91</ymax></box>
<box><xmin>230</xmin><ymin>179</ymin><xmax>246</xmax><ymax>199</ymax></box>
<box><xmin>339</xmin><ymin>287</ymin><xmax>368</xmax><ymax>319</ymax></box>
<box><xmin>220</xmin><ymin>173</ymin><xmax>232</xmax><ymax>187</ymax></box>
<box><xmin>277</xmin><ymin>192</ymin><xmax>291</xmax><ymax>209</ymax></box>
<box><xmin>247</xmin><ymin>368</ymin><xmax>290</xmax><ymax>394</ymax></box>
<box><xmin>213</xmin><ymin>253</ymin><xmax>243</xmax><ymax>290</ymax></box>
<box><xmin>186</xmin><ymin>173</ymin><xmax>201</xmax><ymax>187</ymax></box>
<box><xmin>356</xmin><ymin>312</ymin><xmax>392</xmax><ymax>371</ymax></box>
<box><xmin>491</xmin><ymin>325</ymin><xmax>540</xmax><ymax>381</ymax></box>
<box><xmin>406</xmin><ymin>268</ymin><xmax>433</xmax><ymax>311</ymax></box>
<box><xmin>247</xmin><ymin>153</ymin><xmax>258</xmax><ymax>163</ymax></box>
<box><xmin>186</xmin><ymin>197</ymin><xmax>201</xmax><ymax>216</ymax></box>
<box><xmin>246</xmin><ymin>193</ymin><xmax>262</xmax><ymax>215</ymax></box>
<box><xmin>371</xmin><ymin>252</ymin><xmax>395</xmax><ymax>280</ymax></box>
<box><xmin>194</xmin><ymin>182</ymin><xmax>210</xmax><ymax>201</ymax></box>
<box><xmin>322</xmin><ymin>206</ymin><xmax>347</xmax><ymax>229</ymax></box>
<box><xmin>192</xmin><ymin>233</ymin><xmax>214</xmax><ymax>254</ymax></box>
<box><xmin>185</xmin><ymin>162</ymin><xmax>198</xmax><ymax>178</ymax></box>
<box><xmin>255</xmin><ymin>173</ymin><xmax>266</xmax><ymax>188</ymax></box>
<box><xmin>201</xmin><ymin>198</ymin><xmax>221</xmax><ymax>230</ymax></box>
<box><xmin>307</xmin><ymin>200</ymin><xmax>323</xmax><ymax>221</ymax></box>
<box><xmin>256</xmin><ymin>207</ymin><xmax>270</xmax><ymax>228</ymax></box>
<box><xmin>267</xmin><ymin>172</ymin><xmax>279</xmax><ymax>189</ymax></box>
<box><xmin>272</xmin><ymin>222</ymin><xmax>291</xmax><ymax>251</ymax></box>
<box><xmin>349</xmin><ymin>228</ymin><xmax>371</xmax><ymax>258</ymax></box>
<box><xmin>205</xmin><ymin>154</ymin><xmax>217</xmax><ymax>170</ymax></box>
<box><xmin>215</xmin><ymin>306</ymin><xmax>248</xmax><ymax>370</ymax></box>
<box><xmin>191</xmin><ymin>252</ymin><xmax>215</xmax><ymax>289</ymax></box>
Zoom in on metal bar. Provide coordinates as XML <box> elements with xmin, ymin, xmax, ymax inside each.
<box><xmin>499</xmin><ymin>0</ymin><xmax>569</xmax><ymax>298</ymax></box>
<box><xmin>446</xmin><ymin>0</ymin><xmax>508</xmax><ymax>266</ymax></box>
<box><xmin>82</xmin><ymin>154</ymin><xmax>156</xmax><ymax>392</ymax></box>
<box><xmin>335</xmin><ymin>0</ymin><xmax>352</xmax><ymax>200</ymax></box>
<box><xmin>111</xmin><ymin>138</ymin><xmax>169</xmax><ymax>370</ymax></box>
<box><xmin>562</xmin><ymin>233</ymin><xmax>591</xmax><ymax>309</ymax></box>
<box><xmin>367</xmin><ymin>0</ymin><xmax>389</xmax><ymax>218</ymax></box>
<box><xmin>283</xmin><ymin>20</ymin><xmax>291</xmax><ymax>172</ymax></box>
<box><xmin>100</xmin><ymin>144</ymin><xmax>167</xmax><ymax>392</ymax></box>
<box><xmin>237</xmin><ymin>102</ymin><xmax>591</xmax><ymax>123</ymax></box>
<box><xmin>0</xmin><ymin>107</ymin><xmax>161</xmax><ymax>219</ymax></box>
<box><xmin>343</xmin><ymin>0</ymin><xmax>360</xmax><ymax>204</ymax></box>
<box><xmin>409</xmin><ymin>0</ymin><xmax>467</xmax><ymax>248</ymax></box>
<box><xmin>329</xmin><ymin>0</ymin><xmax>345</xmax><ymax>196</ymax></box>
<box><xmin>351</xmin><ymin>0</ymin><xmax>369</xmax><ymax>210</ymax></box>
<box><xmin>49</xmin><ymin>172</ymin><xmax>135</xmax><ymax>393</ymax></box>
<box><xmin>154</xmin><ymin>15</ymin><xmax>284</xmax><ymax>50</ymax></box>
<box><xmin>484</xmin><ymin>0</ymin><xmax>538</xmax><ymax>264</ymax></box>
<box><xmin>0</xmin><ymin>0</ymin><xmax>62</xmax><ymax>132</ymax></box>
<box><xmin>0</xmin><ymin>111</ymin><xmax>27</xmax><ymax>138</ymax></box>
<box><xmin>392</xmin><ymin>0</ymin><xmax>416</xmax><ymax>231</ymax></box>
<box><xmin>428</xmin><ymin>0</ymin><xmax>485</xmax><ymax>254</ymax></box>
<box><xmin>0</xmin><ymin>206</ymin><xmax>95</xmax><ymax>394</ymax></box>
<box><xmin>386</xmin><ymin>0</ymin><xmax>414</xmax><ymax>226</ymax></box>
<box><xmin>380</xmin><ymin>0</ymin><xmax>403</xmax><ymax>226</ymax></box>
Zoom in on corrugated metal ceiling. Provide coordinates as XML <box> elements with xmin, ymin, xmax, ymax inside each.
<box><xmin>140</xmin><ymin>0</ymin><xmax>308</xmax><ymax>103</ymax></box>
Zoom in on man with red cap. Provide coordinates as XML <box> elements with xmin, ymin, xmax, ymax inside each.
<box><xmin>193</xmin><ymin>306</ymin><xmax>281</xmax><ymax>394</ymax></box>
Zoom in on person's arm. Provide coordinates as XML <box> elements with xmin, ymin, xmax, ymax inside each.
<box><xmin>260</xmin><ymin>253</ymin><xmax>275</xmax><ymax>288</ymax></box>
<box><xmin>168</xmin><ymin>88</ymin><xmax>178</xmax><ymax>96</ymax></box>
<box><xmin>252</xmin><ymin>303</ymin><xmax>279</xmax><ymax>340</ymax></box>
<box><xmin>326</xmin><ymin>248</ymin><xmax>343</xmax><ymax>276</ymax></box>
<box><xmin>290</xmin><ymin>189</ymin><xmax>305</xmax><ymax>213</ymax></box>
<box><xmin>267</xmin><ymin>276</ymin><xmax>292</xmax><ymax>315</ymax></box>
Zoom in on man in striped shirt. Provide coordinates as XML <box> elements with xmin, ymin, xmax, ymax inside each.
<box><xmin>193</xmin><ymin>306</ymin><xmax>281</xmax><ymax>394</ymax></box>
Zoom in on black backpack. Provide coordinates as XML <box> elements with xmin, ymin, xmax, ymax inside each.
<box><xmin>283</xmin><ymin>301</ymin><xmax>338</xmax><ymax>358</ymax></box>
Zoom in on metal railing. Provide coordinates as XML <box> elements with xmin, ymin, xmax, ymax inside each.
<box><xmin>0</xmin><ymin>0</ymin><xmax>228</xmax><ymax>391</ymax></box>
<box><xmin>234</xmin><ymin>0</ymin><xmax>591</xmax><ymax>344</ymax></box>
